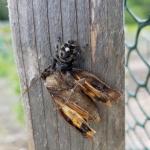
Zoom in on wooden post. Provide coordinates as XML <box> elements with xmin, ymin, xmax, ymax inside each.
<box><xmin>8</xmin><ymin>0</ymin><xmax>124</xmax><ymax>149</ymax></box>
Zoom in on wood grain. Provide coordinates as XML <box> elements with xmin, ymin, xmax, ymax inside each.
<box><xmin>8</xmin><ymin>0</ymin><xmax>124</xmax><ymax>149</ymax></box>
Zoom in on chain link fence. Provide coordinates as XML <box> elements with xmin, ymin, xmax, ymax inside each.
<box><xmin>125</xmin><ymin>0</ymin><xmax>150</xmax><ymax>149</ymax></box>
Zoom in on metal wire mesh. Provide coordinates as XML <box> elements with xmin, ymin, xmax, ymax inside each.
<box><xmin>125</xmin><ymin>0</ymin><xmax>150</xmax><ymax>149</ymax></box>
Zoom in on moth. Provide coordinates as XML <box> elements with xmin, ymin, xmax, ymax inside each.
<box><xmin>41</xmin><ymin>39</ymin><xmax>122</xmax><ymax>138</ymax></box>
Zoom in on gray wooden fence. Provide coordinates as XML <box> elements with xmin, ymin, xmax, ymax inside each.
<box><xmin>8</xmin><ymin>0</ymin><xmax>124</xmax><ymax>149</ymax></box>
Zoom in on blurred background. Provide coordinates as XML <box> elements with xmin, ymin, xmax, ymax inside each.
<box><xmin>0</xmin><ymin>0</ymin><xmax>149</xmax><ymax>149</ymax></box>
<box><xmin>0</xmin><ymin>0</ymin><xmax>27</xmax><ymax>149</ymax></box>
<box><xmin>125</xmin><ymin>0</ymin><xmax>150</xmax><ymax>149</ymax></box>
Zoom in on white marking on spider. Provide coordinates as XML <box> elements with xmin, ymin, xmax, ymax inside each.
<box><xmin>65</xmin><ymin>47</ymin><xmax>70</xmax><ymax>52</ymax></box>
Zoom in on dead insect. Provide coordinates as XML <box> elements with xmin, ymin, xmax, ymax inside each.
<box><xmin>41</xmin><ymin>39</ymin><xmax>121</xmax><ymax>138</ymax></box>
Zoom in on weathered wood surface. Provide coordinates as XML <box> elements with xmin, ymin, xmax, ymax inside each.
<box><xmin>8</xmin><ymin>0</ymin><xmax>124</xmax><ymax>149</ymax></box>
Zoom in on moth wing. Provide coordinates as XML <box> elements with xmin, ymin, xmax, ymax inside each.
<box><xmin>67</xmin><ymin>101</ymin><xmax>100</xmax><ymax>123</ymax></box>
<box><xmin>67</xmin><ymin>102</ymin><xmax>90</xmax><ymax>121</ymax></box>
<box><xmin>44</xmin><ymin>71</ymin><xmax>101</xmax><ymax>122</ymax></box>
<box><xmin>72</xmin><ymin>69</ymin><xmax>122</xmax><ymax>106</ymax></box>
<box><xmin>54</xmin><ymin>97</ymin><xmax>96</xmax><ymax>138</ymax></box>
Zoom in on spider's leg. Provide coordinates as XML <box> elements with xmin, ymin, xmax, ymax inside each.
<box><xmin>52</xmin><ymin>58</ymin><xmax>57</xmax><ymax>70</ymax></box>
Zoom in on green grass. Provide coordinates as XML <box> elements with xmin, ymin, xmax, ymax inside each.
<box><xmin>0</xmin><ymin>22</ymin><xmax>25</xmax><ymax>125</ymax></box>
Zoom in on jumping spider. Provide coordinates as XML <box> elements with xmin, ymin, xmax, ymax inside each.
<box><xmin>52</xmin><ymin>39</ymin><xmax>81</xmax><ymax>72</ymax></box>
<box><xmin>41</xmin><ymin>39</ymin><xmax>81</xmax><ymax>79</ymax></box>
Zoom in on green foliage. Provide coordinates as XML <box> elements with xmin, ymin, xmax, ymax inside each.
<box><xmin>0</xmin><ymin>0</ymin><xmax>9</xmax><ymax>20</ymax></box>
<box><xmin>0</xmin><ymin>22</ymin><xmax>25</xmax><ymax>125</ymax></box>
